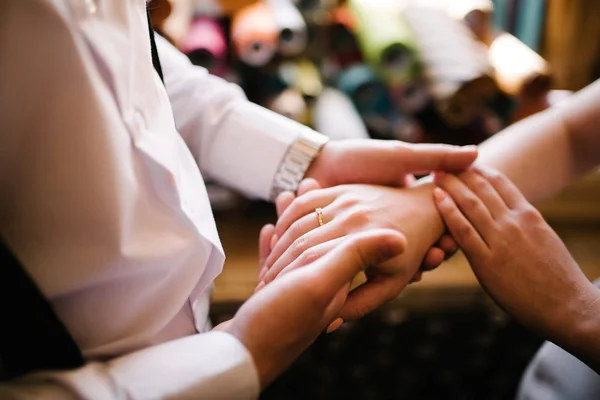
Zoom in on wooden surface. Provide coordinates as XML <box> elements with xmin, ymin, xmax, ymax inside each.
<box><xmin>212</xmin><ymin>174</ymin><xmax>600</xmax><ymax>307</ymax></box>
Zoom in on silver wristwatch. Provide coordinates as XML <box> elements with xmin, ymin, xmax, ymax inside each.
<box><xmin>270</xmin><ymin>130</ymin><xmax>329</xmax><ymax>201</ymax></box>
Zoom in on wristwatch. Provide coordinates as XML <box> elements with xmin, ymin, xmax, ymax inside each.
<box><xmin>270</xmin><ymin>130</ymin><xmax>329</xmax><ymax>201</ymax></box>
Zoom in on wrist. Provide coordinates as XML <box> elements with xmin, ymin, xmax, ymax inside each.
<box><xmin>270</xmin><ymin>130</ymin><xmax>329</xmax><ymax>201</ymax></box>
<box><xmin>561</xmin><ymin>284</ymin><xmax>600</xmax><ymax>365</ymax></box>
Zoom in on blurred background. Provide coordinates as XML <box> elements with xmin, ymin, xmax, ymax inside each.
<box><xmin>150</xmin><ymin>0</ymin><xmax>600</xmax><ymax>398</ymax></box>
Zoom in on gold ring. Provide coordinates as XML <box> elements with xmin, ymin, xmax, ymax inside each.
<box><xmin>315</xmin><ymin>207</ymin><xmax>325</xmax><ymax>227</ymax></box>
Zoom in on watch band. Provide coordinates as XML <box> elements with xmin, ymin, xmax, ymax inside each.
<box><xmin>270</xmin><ymin>130</ymin><xmax>329</xmax><ymax>201</ymax></box>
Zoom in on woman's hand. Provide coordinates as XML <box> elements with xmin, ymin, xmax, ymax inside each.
<box><xmin>257</xmin><ymin>182</ymin><xmax>449</xmax><ymax>323</ymax></box>
<box><xmin>432</xmin><ymin>167</ymin><xmax>600</xmax><ymax>352</ymax></box>
<box><xmin>258</xmin><ymin>179</ymin><xmax>457</xmax><ymax>284</ymax></box>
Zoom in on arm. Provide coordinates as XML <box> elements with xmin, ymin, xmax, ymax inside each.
<box><xmin>156</xmin><ymin>35</ymin><xmax>327</xmax><ymax>200</ymax></box>
<box><xmin>476</xmin><ymin>79</ymin><xmax>600</xmax><ymax>202</ymax></box>
<box><xmin>157</xmin><ymin>36</ymin><xmax>481</xmax><ymax>200</ymax></box>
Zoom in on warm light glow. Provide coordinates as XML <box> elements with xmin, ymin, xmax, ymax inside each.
<box><xmin>489</xmin><ymin>32</ymin><xmax>548</xmax><ymax>96</ymax></box>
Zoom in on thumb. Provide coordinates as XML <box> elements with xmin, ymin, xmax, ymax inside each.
<box><xmin>398</xmin><ymin>143</ymin><xmax>478</xmax><ymax>175</ymax></box>
<box><xmin>315</xmin><ymin>229</ymin><xmax>406</xmax><ymax>291</ymax></box>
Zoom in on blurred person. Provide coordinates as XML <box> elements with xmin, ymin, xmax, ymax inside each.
<box><xmin>0</xmin><ymin>0</ymin><xmax>477</xmax><ymax>398</ymax></box>
<box><xmin>261</xmin><ymin>80</ymin><xmax>600</xmax><ymax>397</ymax></box>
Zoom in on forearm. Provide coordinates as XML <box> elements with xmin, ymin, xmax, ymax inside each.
<box><xmin>477</xmin><ymin>80</ymin><xmax>600</xmax><ymax>203</ymax></box>
<box><xmin>157</xmin><ymin>35</ymin><xmax>327</xmax><ymax>200</ymax></box>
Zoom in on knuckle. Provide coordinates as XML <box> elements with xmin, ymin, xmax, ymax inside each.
<box><xmin>472</xmin><ymin>177</ymin><xmax>488</xmax><ymax>192</ymax></box>
<box><xmin>338</xmin><ymin>194</ymin><xmax>359</xmax><ymax>208</ymax></box>
<box><xmin>291</xmin><ymin>235</ymin><xmax>309</xmax><ymax>258</ymax></box>
<box><xmin>457</xmin><ymin>223</ymin><xmax>473</xmax><ymax>239</ymax></box>
<box><xmin>500</xmin><ymin>217</ymin><xmax>521</xmax><ymax>233</ymax></box>
<box><xmin>291</xmin><ymin>195</ymin><xmax>311</xmax><ymax>212</ymax></box>
<box><xmin>487</xmin><ymin>171</ymin><xmax>504</xmax><ymax>186</ymax></box>
<box><xmin>519</xmin><ymin>206</ymin><xmax>543</xmax><ymax>224</ymax></box>
<box><xmin>461</xmin><ymin>195</ymin><xmax>479</xmax><ymax>210</ymax></box>
<box><xmin>300</xmin><ymin>247</ymin><xmax>321</xmax><ymax>265</ymax></box>
<box><xmin>349</xmin><ymin>207</ymin><xmax>371</xmax><ymax>226</ymax></box>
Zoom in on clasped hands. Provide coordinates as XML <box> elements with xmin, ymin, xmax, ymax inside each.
<box><xmin>219</xmin><ymin>139</ymin><xmax>477</xmax><ymax>388</ymax></box>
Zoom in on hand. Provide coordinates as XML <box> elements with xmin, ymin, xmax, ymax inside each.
<box><xmin>258</xmin><ymin>182</ymin><xmax>447</xmax><ymax>323</ymax></box>
<box><xmin>305</xmin><ymin>139</ymin><xmax>478</xmax><ymax>188</ymax></box>
<box><xmin>432</xmin><ymin>167</ymin><xmax>600</xmax><ymax>347</ymax></box>
<box><xmin>224</xmin><ymin>229</ymin><xmax>406</xmax><ymax>388</ymax></box>
<box><xmin>258</xmin><ymin>179</ymin><xmax>457</xmax><ymax>282</ymax></box>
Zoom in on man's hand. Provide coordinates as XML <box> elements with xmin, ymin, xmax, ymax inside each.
<box><xmin>257</xmin><ymin>183</ymin><xmax>447</xmax><ymax>324</ymax></box>
<box><xmin>223</xmin><ymin>229</ymin><xmax>406</xmax><ymax>388</ymax></box>
<box><xmin>305</xmin><ymin>139</ymin><xmax>478</xmax><ymax>188</ymax></box>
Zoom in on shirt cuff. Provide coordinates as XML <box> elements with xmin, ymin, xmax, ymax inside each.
<box><xmin>2</xmin><ymin>332</ymin><xmax>259</xmax><ymax>400</ymax></box>
<box><xmin>202</xmin><ymin>101</ymin><xmax>328</xmax><ymax>200</ymax></box>
<box><xmin>106</xmin><ymin>331</ymin><xmax>260</xmax><ymax>400</ymax></box>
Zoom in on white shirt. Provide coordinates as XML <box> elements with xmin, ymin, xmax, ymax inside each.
<box><xmin>0</xmin><ymin>0</ymin><xmax>325</xmax><ymax>398</ymax></box>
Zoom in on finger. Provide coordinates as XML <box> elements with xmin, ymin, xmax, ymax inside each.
<box><xmin>271</xmin><ymin>236</ymin><xmax>344</xmax><ymax>282</ymax></box>
<box><xmin>264</xmin><ymin>212</ymin><xmax>342</xmax><ymax>283</ymax></box>
<box><xmin>276</xmin><ymin>191</ymin><xmax>296</xmax><ymax>218</ymax></box>
<box><xmin>314</xmin><ymin>229</ymin><xmax>407</xmax><ymax>292</ymax></box>
<box><xmin>323</xmin><ymin>140</ymin><xmax>477</xmax><ymax>187</ymax></box>
<box><xmin>338</xmin><ymin>274</ymin><xmax>407</xmax><ymax>321</ymax></box>
<box><xmin>434</xmin><ymin>172</ymin><xmax>496</xmax><ymax>240</ymax></box>
<box><xmin>473</xmin><ymin>165</ymin><xmax>529</xmax><ymax>209</ymax></box>
<box><xmin>398</xmin><ymin>143</ymin><xmax>478</xmax><ymax>175</ymax></box>
<box><xmin>433</xmin><ymin>188</ymin><xmax>488</xmax><ymax>253</ymax></box>
<box><xmin>267</xmin><ymin>194</ymin><xmax>337</xmax><ymax>269</ymax></box>
<box><xmin>274</xmin><ymin>188</ymin><xmax>339</xmax><ymax>238</ymax></box>
<box><xmin>258</xmin><ymin>224</ymin><xmax>275</xmax><ymax>281</ymax></box>
<box><xmin>326</xmin><ymin>318</ymin><xmax>344</xmax><ymax>334</ymax></box>
<box><xmin>457</xmin><ymin>169</ymin><xmax>507</xmax><ymax>218</ymax></box>
<box><xmin>259</xmin><ymin>224</ymin><xmax>275</xmax><ymax>267</ymax></box>
<box><xmin>297</xmin><ymin>178</ymin><xmax>321</xmax><ymax>196</ymax></box>
<box><xmin>438</xmin><ymin>234</ymin><xmax>458</xmax><ymax>255</ymax></box>
<box><xmin>421</xmin><ymin>247</ymin><xmax>445</xmax><ymax>271</ymax></box>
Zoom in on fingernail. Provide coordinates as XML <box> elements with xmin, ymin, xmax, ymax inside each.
<box><xmin>254</xmin><ymin>281</ymin><xmax>266</xmax><ymax>293</ymax></box>
<box><xmin>326</xmin><ymin>318</ymin><xmax>344</xmax><ymax>334</ymax></box>
<box><xmin>270</xmin><ymin>234</ymin><xmax>278</xmax><ymax>251</ymax></box>
<box><xmin>433</xmin><ymin>188</ymin><xmax>446</xmax><ymax>202</ymax></box>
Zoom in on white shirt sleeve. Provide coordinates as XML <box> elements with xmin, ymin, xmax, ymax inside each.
<box><xmin>0</xmin><ymin>332</ymin><xmax>259</xmax><ymax>400</ymax></box>
<box><xmin>156</xmin><ymin>36</ymin><xmax>326</xmax><ymax>200</ymax></box>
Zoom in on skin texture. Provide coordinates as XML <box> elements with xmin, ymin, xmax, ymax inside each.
<box><xmin>433</xmin><ymin>166</ymin><xmax>600</xmax><ymax>373</ymax></box>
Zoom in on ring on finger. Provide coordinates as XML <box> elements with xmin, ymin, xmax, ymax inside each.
<box><xmin>315</xmin><ymin>207</ymin><xmax>325</xmax><ymax>227</ymax></box>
